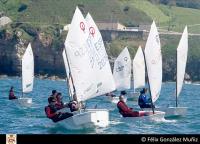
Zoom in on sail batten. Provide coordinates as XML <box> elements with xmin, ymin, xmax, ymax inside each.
<box><xmin>22</xmin><ymin>43</ymin><xmax>34</xmax><ymax>93</ymax></box>
<box><xmin>113</xmin><ymin>47</ymin><xmax>131</xmax><ymax>91</ymax></box>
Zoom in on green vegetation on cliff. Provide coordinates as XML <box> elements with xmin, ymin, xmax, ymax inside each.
<box><xmin>2</xmin><ymin>0</ymin><xmax>200</xmax><ymax>33</ymax></box>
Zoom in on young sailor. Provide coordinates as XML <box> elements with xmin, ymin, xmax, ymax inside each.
<box><xmin>55</xmin><ymin>92</ymin><xmax>66</xmax><ymax>109</ymax></box>
<box><xmin>45</xmin><ymin>97</ymin><xmax>73</xmax><ymax>123</ymax></box>
<box><xmin>138</xmin><ymin>88</ymin><xmax>155</xmax><ymax>109</ymax></box>
<box><xmin>117</xmin><ymin>91</ymin><xmax>150</xmax><ymax>117</ymax></box>
<box><xmin>47</xmin><ymin>90</ymin><xmax>58</xmax><ymax>107</ymax></box>
<box><xmin>9</xmin><ymin>86</ymin><xmax>18</xmax><ymax>100</ymax></box>
<box><xmin>49</xmin><ymin>90</ymin><xmax>58</xmax><ymax>99</ymax></box>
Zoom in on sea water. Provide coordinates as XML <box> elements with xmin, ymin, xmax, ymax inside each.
<box><xmin>0</xmin><ymin>77</ymin><xmax>199</xmax><ymax>134</ymax></box>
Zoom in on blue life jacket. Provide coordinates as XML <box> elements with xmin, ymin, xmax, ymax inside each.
<box><xmin>138</xmin><ymin>94</ymin><xmax>148</xmax><ymax>106</ymax></box>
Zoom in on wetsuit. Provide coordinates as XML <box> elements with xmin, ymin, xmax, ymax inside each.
<box><xmin>9</xmin><ymin>90</ymin><xmax>17</xmax><ymax>100</ymax></box>
<box><xmin>138</xmin><ymin>94</ymin><xmax>153</xmax><ymax>108</ymax></box>
<box><xmin>117</xmin><ymin>101</ymin><xmax>147</xmax><ymax>117</ymax></box>
<box><xmin>45</xmin><ymin>104</ymin><xmax>73</xmax><ymax>122</ymax></box>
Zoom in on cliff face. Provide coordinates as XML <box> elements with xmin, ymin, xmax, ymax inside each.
<box><xmin>0</xmin><ymin>29</ymin><xmax>66</xmax><ymax>77</ymax></box>
<box><xmin>0</xmin><ymin>39</ymin><xmax>18</xmax><ymax>75</ymax></box>
<box><xmin>32</xmin><ymin>32</ymin><xmax>65</xmax><ymax>77</ymax></box>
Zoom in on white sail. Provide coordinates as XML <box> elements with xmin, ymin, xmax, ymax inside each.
<box><xmin>144</xmin><ymin>21</ymin><xmax>162</xmax><ymax>103</ymax></box>
<box><xmin>22</xmin><ymin>43</ymin><xmax>34</xmax><ymax>93</ymax></box>
<box><xmin>133</xmin><ymin>46</ymin><xmax>145</xmax><ymax>90</ymax></box>
<box><xmin>176</xmin><ymin>26</ymin><xmax>188</xmax><ymax>97</ymax></box>
<box><xmin>113</xmin><ymin>47</ymin><xmax>131</xmax><ymax>91</ymax></box>
<box><xmin>62</xmin><ymin>49</ymin><xmax>74</xmax><ymax>98</ymax></box>
<box><xmin>85</xmin><ymin>13</ymin><xmax>116</xmax><ymax>96</ymax></box>
<box><xmin>64</xmin><ymin>7</ymin><xmax>97</xmax><ymax>102</ymax></box>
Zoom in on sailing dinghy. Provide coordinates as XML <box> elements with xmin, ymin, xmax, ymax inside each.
<box><xmin>133</xmin><ymin>21</ymin><xmax>165</xmax><ymax>119</ymax></box>
<box><xmin>16</xmin><ymin>43</ymin><xmax>34</xmax><ymax>107</ymax></box>
<box><xmin>56</xmin><ymin>7</ymin><xmax>116</xmax><ymax>130</ymax></box>
<box><xmin>161</xmin><ymin>26</ymin><xmax>188</xmax><ymax>118</ymax></box>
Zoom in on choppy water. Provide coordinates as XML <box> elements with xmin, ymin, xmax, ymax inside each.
<box><xmin>0</xmin><ymin>77</ymin><xmax>199</xmax><ymax>134</ymax></box>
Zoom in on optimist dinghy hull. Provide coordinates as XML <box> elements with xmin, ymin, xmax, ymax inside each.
<box><xmin>16</xmin><ymin>97</ymin><xmax>32</xmax><ymax>107</ymax></box>
<box><xmin>127</xmin><ymin>91</ymin><xmax>140</xmax><ymax>101</ymax></box>
<box><xmin>107</xmin><ymin>96</ymin><xmax>127</xmax><ymax>104</ymax></box>
<box><xmin>121</xmin><ymin>111</ymin><xmax>165</xmax><ymax>121</ymax></box>
<box><xmin>161</xmin><ymin>107</ymin><xmax>187</xmax><ymax>118</ymax></box>
<box><xmin>143</xmin><ymin>107</ymin><xmax>187</xmax><ymax>118</ymax></box>
<box><xmin>56</xmin><ymin>109</ymin><xmax>109</xmax><ymax>130</ymax></box>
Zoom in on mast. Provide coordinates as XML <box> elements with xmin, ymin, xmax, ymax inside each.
<box><xmin>64</xmin><ymin>48</ymin><xmax>77</xmax><ymax>102</ymax></box>
<box><xmin>176</xmin><ymin>47</ymin><xmax>178</xmax><ymax>107</ymax></box>
<box><xmin>21</xmin><ymin>59</ymin><xmax>23</xmax><ymax>98</ymax></box>
<box><xmin>63</xmin><ymin>49</ymin><xmax>73</xmax><ymax>101</ymax></box>
<box><xmin>66</xmin><ymin>78</ymin><xmax>72</xmax><ymax>101</ymax></box>
<box><xmin>131</xmin><ymin>60</ymin><xmax>135</xmax><ymax>93</ymax></box>
<box><xmin>142</xmin><ymin>49</ymin><xmax>155</xmax><ymax>114</ymax></box>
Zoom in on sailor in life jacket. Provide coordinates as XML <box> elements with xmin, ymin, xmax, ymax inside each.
<box><xmin>9</xmin><ymin>86</ymin><xmax>18</xmax><ymax>100</ymax></box>
<box><xmin>117</xmin><ymin>91</ymin><xmax>149</xmax><ymax>117</ymax></box>
<box><xmin>138</xmin><ymin>88</ymin><xmax>155</xmax><ymax>109</ymax></box>
<box><xmin>55</xmin><ymin>92</ymin><xmax>69</xmax><ymax>110</ymax></box>
<box><xmin>49</xmin><ymin>90</ymin><xmax>58</xmax><ymax>100</ymax></box>
<box><xmin>45</xmin><ymin>97</ymin><xmax>73</xmax><ymax>122</ymax></box>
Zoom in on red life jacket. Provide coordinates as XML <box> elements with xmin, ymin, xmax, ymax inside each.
<box><xmin>9</xmin><ymin>90</ymin><xmax>17</xmax><ymax>100</ymax></box>
<box><xmin>45</xmin><ymin>104</ymin><xmax>58</xmax><ymax>119</ymax></box>
<box><xmin>117</xmin><ymin>101</ymin><xmax>132</xmax><ymax>115</ymax></box>
<box><xmin>117</xmin><ymin>101</ymin><xmax>144</xmax><ymax>117</ymax></box>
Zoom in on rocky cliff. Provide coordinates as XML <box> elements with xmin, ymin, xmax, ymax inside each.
<box><xmin>0</xmin><ymin>25</ymin><xmax>66</xmax><ymax>78</ymax></box>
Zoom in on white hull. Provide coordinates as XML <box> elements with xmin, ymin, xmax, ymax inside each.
<box><xmin>107</xmin><ymin>96</ymin><xmax>127</xmax><ymax>104</ymax></box>
<box><xmin>184</xmin><ymin>81</ymin><xmax>192</xmax><ymax>84</ymax></box>
<box><xmin>145</xmin><ymin>111</ymin><xmax>165</xmax><ymax>121</ymax></box>
<box><xmin>143</xmin><ymin>107</ymin><xmax>187</xmax><ymax>118</ymax></box>
<box><xmin>121</xmin><ymin>111</ymin><xmax>165</xmax><ymax>121</ymax></box>
<box><xmin>56</xmin><ymin>109</ymin><xmax>109</xmax><ymax>130</ymax></box>
<box><xmin>127</xmin><ymin>91</ymin><xmax>140</xmax><ymax>101</ymax></box>
<box><xmin>160</xmin><ymin>107</ymin><xmax>187</xmax><ymax>118</ymax></box>
<box><xmin>16</xmin><ymin>97</ymin><xmax>32</xmax><ymax>107</ymax></box>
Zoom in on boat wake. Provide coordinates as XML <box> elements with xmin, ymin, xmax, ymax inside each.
<box><xmin>153</xmin><ymin>118</ymin><xmax>177</xmax><ymax>123</ymax></box>
<box><xmin>190</xmin><ymin>83</ymin><xmax>200</xmax><ymax>86</ymax></box>
<box><xmin>109</xmin><ymin>120</ymin><xmax>124</xmax><ymax>125</ymax></box>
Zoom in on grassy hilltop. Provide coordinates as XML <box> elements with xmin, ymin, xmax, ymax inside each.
<box><xmin>0</xmin><ymin>0</ymin><xmax>200</xmax><ymax>81</ymax></box>
<box><xmin>1</xmin><ymin>0</ymin><xmax>200</xmax><ymax>32</ymax></box>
